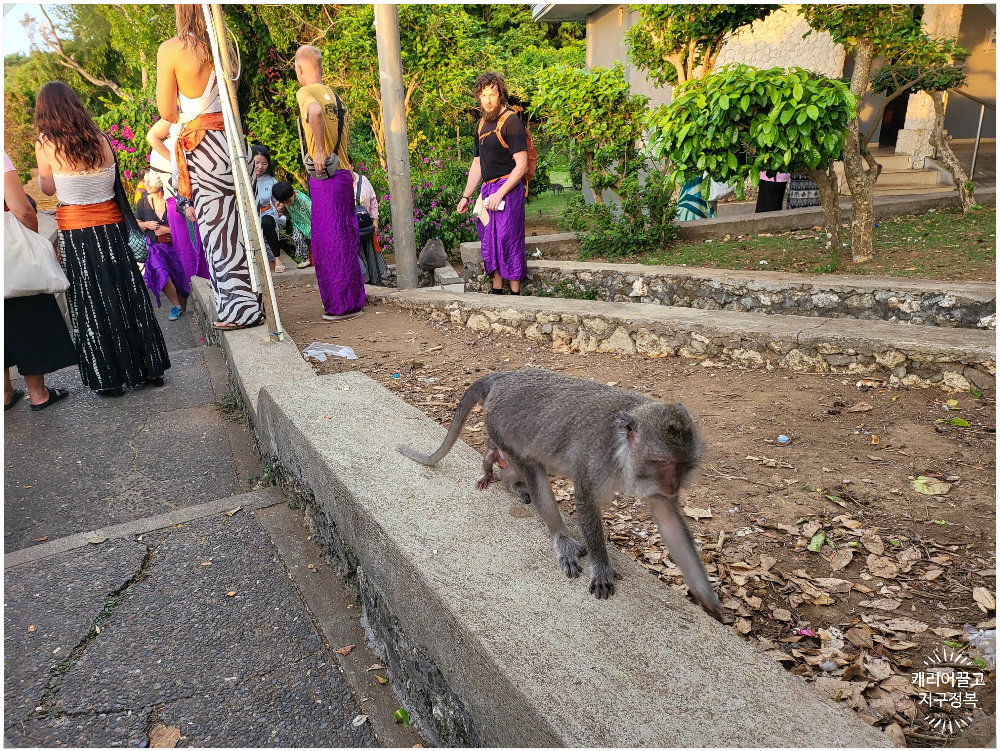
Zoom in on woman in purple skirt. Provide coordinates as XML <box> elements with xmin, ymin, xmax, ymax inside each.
<box><xmin>456</xmin><ymin>72</ymin><xmax>529</xmax><ymax>295</ymax></box>
<box><xmin>135</xmin><ymin>172</ymin><xmax>189</xmax><ymax>321</ymax></box>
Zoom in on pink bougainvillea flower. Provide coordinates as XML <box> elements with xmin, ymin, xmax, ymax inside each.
<box><xmin>109</xmin><ymin>124</ymin><xmax>119</xmax><ymax>134</ymax></box>
<box><xmin>124</xmin><ymin>169</ymin><xmax>132</xmax><ymax>179</ymax></box>
<box><xmin>423</xmin><ymin>158</ymin><xmax>429</xmax><ymax>164</ymax></box>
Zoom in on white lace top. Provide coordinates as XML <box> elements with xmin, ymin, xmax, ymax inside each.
<box><xmin>53</xmin><ymin>167</ymin><xmax>116</xmax><ymax>205</ymax></box>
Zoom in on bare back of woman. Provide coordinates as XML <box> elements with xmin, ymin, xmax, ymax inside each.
<box><xmin>157</xmin><ymin>4</ymin><xmax>261</xmax><ymax>329</ymax></box>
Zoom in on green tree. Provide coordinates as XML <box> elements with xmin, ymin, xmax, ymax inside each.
<box><xmin>626</xmin><ymin>4</ymin><xmax>776</xmax><ymax>86</ymax></box>
<box><xmin>800</xmin><ymin>5</ymin><xmax>966</xmax><ymax>261</ymax></box>
<box><xmin>531</xmin><ymin>63</ymin><xmax>649</xmax><ymax>204</ymax></box>
<box><xmin>646</xmin><ymin>65</ymin><xmax>856</xmax><ymax>255</ymax></box>
<box><xmin>870</xmin><ymin>58</ymin><xmax>974</xmax><ymax>212</ymax></box>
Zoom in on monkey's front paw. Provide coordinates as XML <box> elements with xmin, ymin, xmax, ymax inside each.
<box><xmin>553</xmin><ymin>535</ymin><xmax>586</xmax><ymax>578</ymax></box>
<box><xmin>474</xmin><ymin>475</ymin><xmax>495</xmax><ymax>491</ymax></box>
<box><xmin>589</xmin><ymin>564</ymin><xmax>620</xmax><ymax>599</ymax></box>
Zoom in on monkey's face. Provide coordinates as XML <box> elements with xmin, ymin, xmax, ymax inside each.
<box><xmin>618</xmin><ymin>403</ymin><xmax>702</xmax><ymax>500</ymax></box>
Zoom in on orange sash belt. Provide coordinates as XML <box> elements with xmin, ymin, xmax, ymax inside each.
<box><xmin>174</xmin><ymin>112</ymin><xmax>226</xmax><ymax>200</ymax></box>
<box><xmin>56</xmin><ymin>200</ymin><xmax>123</xmax><ymax>230</ymax></box>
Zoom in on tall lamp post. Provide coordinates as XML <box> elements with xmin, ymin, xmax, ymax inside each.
<box><xmin>374</xmin><ymin>4</ymin><xmax>418</xmax><ymax>290</ymax></box>
<box><xmin>202</xmin><ymin>3</ymin><xmax>284</xmax><ymax>341</ymax></box>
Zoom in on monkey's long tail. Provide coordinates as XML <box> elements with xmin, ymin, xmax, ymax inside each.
<box><xmin>397</xmin><ymin>374</ymin><xmax>497</xmax><ymax>466</ymax></box>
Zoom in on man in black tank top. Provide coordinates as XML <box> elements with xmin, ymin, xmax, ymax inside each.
<box><xmin>456</xmin><ymin>72</ymin><xmax>529</xmax><ymax>294</ymax></box>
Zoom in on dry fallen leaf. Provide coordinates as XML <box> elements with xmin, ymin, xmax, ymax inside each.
<box><xmin>865</xmin><ymin>657</ymin><xmax>893</xmax><ymax>681</ymax></box>
<box><xmin>866</xmin><ymin>554</ymin><xmax>899</xmax><ymax>579</ymax></box>
<box><xmin>27</xmin><ymin>624</ymin><xmax>37</xmax><ymax>633</ymax></box>
<box><xmin>930</xmin><ymin>627</ymin><xmax>964</xmax><ymax>638</ymax></box>
<box><xmin>880</xmin><ymin>675</ymin><xmax>919</xmax><ymax>696</ymax></box>
<box><xmin>366</xmin><ymin>663</ymin><xmax>385</xmax><ymax>671</ymax></box>
<box><xmin>859</xmin><ymin>598</ymin><xmax>902</xmax><ymax>611</ymax></box>
<box><xmin>758</xmin><ymin>555</ymin><xmax>777</xmax><ymax>572</ymax></box>
<box><xmin>336</xmin><ymin>644</ymin><xmax>356</xmax><ymax>656</ymax></box>
<box><xmin>771</xmin><ymin>608</ymin><xmax>792</xmax><ymax>622</ymax></box>
<box><xmin>374</xmin><ymin>674</ymin><xmax>388</xmax><ymax>684</ymax></box>
<box><xmin>736</xmin><ymin>618</ymin><xmax>752</xmax><ymax>635</ymax></box>
<box><xmin>846</xmin><ymin>626</ymin><xmax>874</xmax><ymax>649</ymax></box>
<box><xmin>883</xmin><ymin>617</ymin><xmax>928</xmax><ymax>633</ymax></box>
<box><xmin>923</xmin><ymin>568</ymin><xmax>944</xmax><ymax>581</ymax></box>
<box><xmin>226</xmin><ymin>591</ymin><xmax>236</xmax><ymax>597</ymax></box>
<box><xmin>827</xmin><ymin>549</ymin><xmax>854</xmax><ymax>571</ymax></box>
<box><xmin>861</xmin><ymin>530</ymin><xmax>884</xmax><ymax>556</ymax></box>
<box><xmin>973</xmin><ymin>587</ymin><xmax>996</xmax><ymax>612</ymax></box>
<box><xmin>814</xmin><ymin>578</ymin><xmax>852</xmax><ymax>593</ymax></box>
<box><xmin>883</xmin><ymin>722</ymin><xmax>906</xmax><ymax>747</ymax></box>
<box><xmin>846</xmin><ymin>402</ymin><xmax>873</xmax><ymax>413</ymax></box>
<box><xmin>683</xmin><ymin>506</ymin><xmax>712</xmax><ymax>520</ymax></box>
<box><xmin>149</xmin><ymin>724</ymin><xmax>181</xmax><ymax>748</ymax></box>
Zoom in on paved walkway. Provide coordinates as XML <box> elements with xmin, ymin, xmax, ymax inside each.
<box><xmin>4</xmin><ymin>302</ymin><xmax>418</xmax><ymax>747</ymax></box>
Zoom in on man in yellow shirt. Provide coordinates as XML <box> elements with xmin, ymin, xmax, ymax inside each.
<box><xmin>294</xmin><ymin>45</ymin><xmax>365</xmax><ymax>321</ymax></box>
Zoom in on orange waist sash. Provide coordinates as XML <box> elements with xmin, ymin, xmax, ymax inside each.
<box><xmin>175</xmin><ymin>112</ymin><xmax>226</xmax><ymax>200</ymax></box>
<box><xmin>56</xmin><ymin>200</ymin><xmax>123</xmax><ymax>231</ymax></box>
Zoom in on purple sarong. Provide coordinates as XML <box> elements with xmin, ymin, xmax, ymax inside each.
<box><xmin>477</xmin><ymin>180</ymin><xmax>526</xmax><ymax>281</ymax></box>
<box><xmin>142</xmin><ymin>239</ymin><xmax>190</xmax><ymax>307</ymax></box>
<box><xmin>166</xmin><ymin>197</ymin><xmax>209</xmax><ymax>284</ymax></box>
<box><xmin>310</xmin><ymin>171</ymin><xmax>365</xmax><ymax>316</ymax></box>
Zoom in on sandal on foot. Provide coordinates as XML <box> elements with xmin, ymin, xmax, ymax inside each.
<box><xmin>322</xmin><ymin>311</ymin><xmax>362</xmax><ymax>322</ymax></box>
<box><xmin>213</xmin><ymin>321</ymin><xmax>249</xmax><ymax>331</ymax></box>
<box><xmin>4</xmin><ymin>389</ymin><xmax>24</xmax><ymax>411</ymax></box>
<box><xmin>273</xmin><ymin>260</ymin><xmax>286</xmax><ymax>273</ymax></box>
<box><xmin>30</xmin><ymin>387</ymin><xmax>70</xmax><ymax>411</ymax></box>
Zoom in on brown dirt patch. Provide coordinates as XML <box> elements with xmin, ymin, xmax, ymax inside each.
<box><xmin>275</xmin><ymin>279</ymin><xmax>996</xmax><ymax>745</ymax></box>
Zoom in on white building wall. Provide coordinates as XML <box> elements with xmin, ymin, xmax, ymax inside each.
<box><xmin>714</xmin><ymin>5</ymin><xmax>846</xmax><ymax>79</ymax></box>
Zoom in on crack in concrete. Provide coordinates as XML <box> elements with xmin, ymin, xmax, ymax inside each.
<box><xmin>37</xmin><ymin>540</ymin><xmax>160</xmax><ymax>719</ymax></box>
<box><xmin>126</xmin><ymin>415</ymin><xmax>154</xmax><ymax>485</ymax></box>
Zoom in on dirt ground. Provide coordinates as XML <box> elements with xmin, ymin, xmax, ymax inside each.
<box><xmin>275</xmin><ymin>279</ymin><xmax>996</xmax><ymax>746</ymax></box>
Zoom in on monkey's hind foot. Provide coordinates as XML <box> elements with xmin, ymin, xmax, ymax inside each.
<box><xmin>553</xmin><ymin>534</ymin><xmax>587</xmax><ymax>578</ymax></box>
<box><xmin>588</xmin><ymin>562</ymin><xmax>622</xmax><ymax>599</ymax></box>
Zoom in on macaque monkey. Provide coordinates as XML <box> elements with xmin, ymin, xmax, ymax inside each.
<box><xmin>398</xmin><ymin>370</ymin><xmax>724</xmax><ymax>621</ymax></box>
<box><xmin>477</xmin><ymin>437</ymin><xmax>531</xmax><ymax>504</ymax></box>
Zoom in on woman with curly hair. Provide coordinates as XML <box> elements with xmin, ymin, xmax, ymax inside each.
<box><xmin>34</xmin><ymin>81</ymin><xmax>170</xmax><ymax>398</ymax></box>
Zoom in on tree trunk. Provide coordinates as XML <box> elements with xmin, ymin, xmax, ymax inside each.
<box><xmin>930</xmin><ymin>91</ymin><xmax>977</xmax><ymax>213</ymax></box>
<box><xmin>585</xmin><ymin>152</ymin><xmax>604</xmax><ymax>204</ymax></box>
<box><xmin>806</xmin><ymin>161</ymin><xmax>842</xmax><ymax>257</ymax></box>
<box><xmin>840</xmin><ymin>37</ymin><xmax>877</xmax><ymax>263</ymax></box>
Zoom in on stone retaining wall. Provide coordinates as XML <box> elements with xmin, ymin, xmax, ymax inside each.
<box><xmin>460</xmin><ymin>258</ymin><xmax>996</xmax><ymax>330</ymax></box>
<box><xmin>368</xmin><ymin>288</ymin><xmax>996</xmax><ymax>393</ymax></box>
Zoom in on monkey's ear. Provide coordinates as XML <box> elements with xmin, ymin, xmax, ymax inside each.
<box><xmin>615</xmin><ymin>411</ymin><xmax>638</xmax><ymax>444</ymax></box>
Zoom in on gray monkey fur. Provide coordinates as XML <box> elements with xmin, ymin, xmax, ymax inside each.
<box><xmin>398</xmin><ymin>369</ymin><xmax>724</xmax><ymax>620</ymax></box>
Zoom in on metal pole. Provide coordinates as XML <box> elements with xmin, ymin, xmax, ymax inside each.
<box><xmin>374</xmin><ymin>4</ymin><xmax>418</xmax><ymax>290</ymax></box>
<box><xmin>970</xmin><ymin>103</ymin><xmax>985</xmax><ymax>180</ymax></box>
<box><xmin>203</xmin><ymin>4</ymin><xmax>283</xmax><ymax>341</ymax></box>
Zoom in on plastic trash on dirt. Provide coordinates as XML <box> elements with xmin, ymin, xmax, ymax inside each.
<box><xmin>302</xmin><ymin>342</ymin><xmax>358</xmax><ymax>362</ymax></box>
<box><xmin>964</xmin><ymin>625</ymin><xmax>997</xmax><ymax>669</ymax></box>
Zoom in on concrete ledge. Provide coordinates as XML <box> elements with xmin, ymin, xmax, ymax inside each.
<box><xmin>460</xmin><ymin>259</ymin><xmax>996</xmax><ymax>329</ymax></box>
<box><xmin>256</xmin><ymin>371</ymin><xmax>889</xmax><ymax>747</ymax></box>
<box><xmin>189</xmin><ymin>276</ymin><xmax>315</xmax><ymax>423</ymax></box>
<box><xmin>365</xmin><ymin>286</ymin><xmax>996</xmax><ymax>391</ymax></box>
<box><xmin>459</xmin><ymin>189</ymin><xmax>996</xmax><ymax>253</ymax></box>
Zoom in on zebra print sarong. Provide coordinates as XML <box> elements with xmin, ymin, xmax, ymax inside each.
<box><xmin>184</xmin><ymin>130</ymin><xmax>262</xmax><ymax>326</ymax></box>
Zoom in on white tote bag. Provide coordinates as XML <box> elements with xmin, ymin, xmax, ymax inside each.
<box><xmin>708</xmin><ymin>178</ymin><xmax>735</xmax><ymax>202</ymax></box>
<box><xmin>4</xmin><ymin>211</ymin><xmax>70</xmax><ymax>298</ymax></box>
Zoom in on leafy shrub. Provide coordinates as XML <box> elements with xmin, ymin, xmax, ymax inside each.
<box><xmin>376</xmin><ymin>148</ymin><xmax>479</xmax><ymax>257</ymax></box>
<box><xmin>94</xmin><ymin>88</ymin><xmax>158</xmax><ymax>200</ymax></box>
<box><xmin>558</xmin><ymin>170</ymin><xmax>678</xmax><ymax>259</ymax></box>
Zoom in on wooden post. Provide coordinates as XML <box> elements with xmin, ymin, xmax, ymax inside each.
<box><xmin>374</xmin><ymin>4</ymin><xmax>418</xmax><ymax>290</ymax></box>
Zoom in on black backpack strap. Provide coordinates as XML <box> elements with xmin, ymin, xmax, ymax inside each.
<box><xmin>355</xmin><ymin>173</ymin><xmax>364</xmax><ymax>204</ymax></box>
<box><xmin>332</xmin><ymin>93</ymin><xmax>345</xmax><ymax>160</ymax></box>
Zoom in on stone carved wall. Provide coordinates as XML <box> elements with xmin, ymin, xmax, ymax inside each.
<box><xmin>715</xmin><ymin>5</ymin><xmax>846</xmax><ymax>79</ymax></box>
<box><xmin>895</xmin><ymin>4</ymin><xmax>965</xmax><ymax>167</ymax></box>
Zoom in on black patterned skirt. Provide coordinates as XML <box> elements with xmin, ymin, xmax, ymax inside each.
<box><xmin>58</xmin><ymin>221</ymin><xmax>170</xmax><ymax>391</ymax></box>
<box><xmin>787</xmin><ymin>174</ymin><xmax>822</xmax><ymax>209</ymax></box>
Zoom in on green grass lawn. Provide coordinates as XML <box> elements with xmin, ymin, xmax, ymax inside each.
<box><xmin>635</xmin><ymin>206</ymin><xmax>996</xmax><ymax>282</ymax></box>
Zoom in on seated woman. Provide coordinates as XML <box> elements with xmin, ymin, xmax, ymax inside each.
<box><xmin>135</xmin><ymin>172</ymin><xmax>189</xmax><ymax>320</ymax></box>
<box><xmin>251</xmin><ymin>144</ymin><xmax>283</xmax><ymax>273</ymax></box>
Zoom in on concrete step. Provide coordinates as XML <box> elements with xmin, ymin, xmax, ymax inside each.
<box><xmin>368</xmin><ymin>286</ymin><xmax>995</xmax><ymax>392</ymax></box>
<box><xmin>256</xmin><ymin>371</ymin><xmax>893</xmax><ymax>747</ymax></box>
<box><xmin>873</xmin><ymin>170</ymin><xmax>941</xmax><ymax>187</ymax></box>
<box><xmin>458</xmin><ymin>257</ymin><xmax>995</xmax><ymax>329</ymax></box>
<box><xmin>873</xmin><ymin>185</ymin><xmax>955</xmax><ymax>196</ymax></box>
